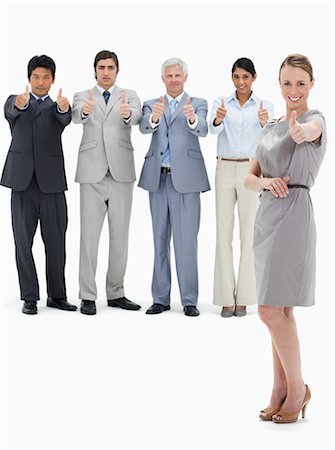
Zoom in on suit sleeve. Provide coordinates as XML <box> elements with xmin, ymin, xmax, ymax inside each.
<box><xmin>139</xmin><ymin>101</ymin><xmax>158</xmax><ymax>135</ymax></box>
<box><xmin>189</xmin><ymin>98</ymin><xmax>208</xmax><ymax>137</ymax></box>
<box><xmin>4</xmin><ymin>95</ymin><xmax>27</xmax><ymax>127</ymax></box>
<box><xmin>53</xmin><ymin>103</ymin><xmax>71</xmax><ymax>126</ymax></box>
<box><xmin>125</xmin><ymin>90</ymin><xmax>142</xmax><ymax>126</ymax></box>
<box><xmin>72</xmin><ymin>92</ymin><xmax>91</xmax><ymax>124</ymax></box>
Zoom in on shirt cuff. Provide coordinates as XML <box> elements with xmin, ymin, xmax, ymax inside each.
<box><xmin>17</xmin><ymin>102</ymin><xmax>29</xmax><ymax>110</ymax></box>
<box><xmin>149</xmin><ymin>114</ymin><xmax>160</xmax><ymax>128</ymax></box>
<box><xmin>123</xmin><ymin>112</ymin><xmax>132</xmax><ymax>124</ymax></box>
<box><xmin>188</xmin><ymin>114</ymin><xmax>198</xmax><ymax>129</ymax></box>
<box><xmin>57</xmin><ymin>106</ymin><xmax>69</xmax><ymax>114</ymax></box>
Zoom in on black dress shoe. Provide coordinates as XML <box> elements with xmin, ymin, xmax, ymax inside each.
<box><xmin>107</xmin><ymin>297</ymin><xmax>141</xmax><ymax>310</ymax></box>
<box><xmin>146</xmin><ymin>303</ymin><xmax>170</xmax><ymax>314</ymax></box>
<box><xmin>47</xmin><ymin>297</ymin><xmax>77</xmax><ymax>311</ymax></box>
<box><xmin>184</xmin><ymin>306</ymin><xmax>200</xmax><ymax>316</ymax></box>
<box><xmin>80</xmin><ymin>300</ymin><xmax>96</xmax><ymax>315</ymax></box>
<box><xmin>22</xmin><ymin>300</ymin><xmax>38</xmax><ymax>315</ymax></box>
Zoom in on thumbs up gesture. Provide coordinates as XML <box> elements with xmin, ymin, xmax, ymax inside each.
<box><xmin>56</xmin><ymin>88</ymin><xmax>69</xmax><ymax>112</ymax></box>
<box><xmin>15</xmin><ymin>85</ymin><xmax>30</xmax><ymax>109</ymax></box>
<box><xmin>120</xmin><ymin>92</ymin><xmax>131</xmax><ymax>119</ymax></box>
<box><xmin>183</xmin><ymin>96</ymin><xmax>196</xmax><ymax>124</ymax></box>
<box><xmin>258</xmin><ymin>100</ymin><xmax>269</xmax><ymax>127</ymax></box>
<box><xmin>82</xmin><ymin>89</ymin><xmax>94</xmax><ymax>116</ymax></box>
<box><xmin>214</xmin><ymin>97</ymin><xmax>227</xmax><ymax>125</ymax></box>
<box><xmin>152</xmin><ymin>95</ymin><xmax>165</xmax><ymax>124</ymax></box>
<box><xmin>289</xmin><ymin>110</ymin><xmax>308</xmax><ymax>144</ymax></box>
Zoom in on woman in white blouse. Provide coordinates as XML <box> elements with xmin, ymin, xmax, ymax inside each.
<box><xmin>210</xmin><ymin>57</ymin><xmax>274</xmax><ymax>317</ymax></box>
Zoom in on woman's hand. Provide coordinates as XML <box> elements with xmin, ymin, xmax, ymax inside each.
<box><xmin>261</xmin><ymin>176</ymin><xmax>290</xmax><ymax>198</ymax></box>
<box><xmin>289</xmin><ymin>111</ymin><xmax>322</xmax><ymax>144</ymax></box>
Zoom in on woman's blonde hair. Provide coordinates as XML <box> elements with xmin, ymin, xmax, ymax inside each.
<box><xmin>279</xmin><ymin>54</ymin><xmax>314</xmax><ymax>81</ymax></box>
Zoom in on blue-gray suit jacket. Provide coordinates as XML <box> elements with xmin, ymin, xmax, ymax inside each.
<box><xmin>138</xmin><ymin>93</ymin><xmax>210</xmax><ymax>193</ymax></box>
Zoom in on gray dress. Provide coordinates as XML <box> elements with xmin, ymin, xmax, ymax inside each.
<box><xmin>254</xmin><ymin>110</ymin><xmax>326</xmax><ymax>306</ymax></box>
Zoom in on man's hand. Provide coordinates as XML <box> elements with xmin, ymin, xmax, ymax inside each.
<box><xmin>120</xmin><ymin>92</ymin><xmax>131</xmax><ymax>119</ymax></box>
<box><xmin>82</xmin><ymin>89</ymin><xmax>94</xmax><ymax>116</ymax></box>
<box><xmin>15</xmin><ymin>85</ymin><xmax>30</xmax><ymax>109</ymax></box>
<box><xmin>152</xmin><ymin>95</ymin><xmax>164</xmax><ymax>123</ymax></box>
<box><xmin>183</xmin><ymin>96</ymin><xmax>196</xmax><ymax>124</ymax></box>
<box><xmin>56</xmin><ymin>88</ymin><xmax>70</xmax><ymax>112</ymax></box>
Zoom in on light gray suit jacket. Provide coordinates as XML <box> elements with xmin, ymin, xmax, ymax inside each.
<box><xmin>72</xmin><ymin>85</ymin><xmax>142</xmax><ymax>183</ymax></box>
<box><xmin>138</xmin><ymin>93</ymin><xmax>210</xmax><ymax>193</ymax></box>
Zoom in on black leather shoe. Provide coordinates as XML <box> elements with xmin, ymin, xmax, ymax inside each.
<box><xmin>184</xmin><ymin>306</ymin><xmax>200</xmax><ymax>316</ymax></box>
<box><xmin>22</xmin><ymin>301</ymin><xmax>38</xmax><ymax>315</ymax></box>
<box><xmin>107</xmin><ymin>297</ymin><xmax>141</xmax><ymax>310</ymax></box>
<box><xmin>146</xmin><ymin>303</ymin><xmax>170</xmax><ymax>314</ymax></box>
<box><xmin>47</xmin><ymin>297</ymin><xmax>77</xmax><ymax>311</ymax></box>
<box><xmin>80</xmin><ymin>300</ymin><xmax>96</xmax><ymax>315</ymax></box>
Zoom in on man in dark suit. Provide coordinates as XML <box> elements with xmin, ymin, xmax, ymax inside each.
<box><xmin>1</xmin><ymin>55</ymin><xmax>77</xmax><ymax>314</ymax></box>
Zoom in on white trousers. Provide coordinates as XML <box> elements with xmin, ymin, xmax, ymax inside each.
<box><xmin>79</xmin><ymin>172</ymin><xmax>133</xmax><ymax>301</ymax></box>
<box><xmin>213</xmin><ymin>159</ymin><xmax>259</xmax><ymax>306</ymax></box>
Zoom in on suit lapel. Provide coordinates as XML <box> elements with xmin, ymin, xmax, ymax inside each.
<box><xmin>93</xmin><ymin>86</ymin><xmax>106</xmax><ymax>114</ymax></box>
<box><xmin>106</xmin><ymin>85</ymin><xmax>121</xmax><ymax>115</ymax></box>
<box><xmin>169</xmin><ymin>92</ymin><xmax>187</xmax><ymax>126</ymax></box>
<box><xmin>163</xmin><ymin>95</ymin><xmax>170</xmax><ymax>126</ymax></box>
<box><xmin>32</xmin><ymin>96</ymin><xmax>54</xmax><ymax>117</ymax></box>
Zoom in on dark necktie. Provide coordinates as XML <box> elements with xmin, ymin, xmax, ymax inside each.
<box><xmin>37</xmin><ymin>98</ymin><xmax>43</xmax><ymax>104</ymax></box>
<box><xmin>103</xmin><ymin>91</ymin><xmax>110</xmax><ymax>104</ymax></box>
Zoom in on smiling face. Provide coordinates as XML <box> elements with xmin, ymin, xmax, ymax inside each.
<box><xmin>232</xmin><ymin>67</ymin><xmax>256</xmax><ymax>97</ymax></box>
<box><xmin>162</xmin><ymin>64</ymin><xmax>187</xmax><ymax>98</ymax></box>
<box><xmin>280</xmin><ymin>65</ymin><xmax>314</xmax><ymax>115</ymax></box>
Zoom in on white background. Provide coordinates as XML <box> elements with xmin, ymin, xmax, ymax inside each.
<box><xmin>0</xmin><ymin>1</ymin><xmax>334</xmax><ymax>449</ymax></box>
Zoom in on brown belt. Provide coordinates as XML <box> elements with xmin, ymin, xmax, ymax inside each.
<box><xmin>264</xmin><ymin>184</ymin><xmax>310</xmax><ymax>192</ymax></box>
<box><xmin>216</xmin><ymin>156</ymin><xmax>250</xmax><ymax>162</ymax></box>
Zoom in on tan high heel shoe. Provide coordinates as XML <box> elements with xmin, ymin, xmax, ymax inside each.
<box><xmin>272</xmin><ymin>385</ymin><xmax>311</xmax><ymax>424</ymax></box>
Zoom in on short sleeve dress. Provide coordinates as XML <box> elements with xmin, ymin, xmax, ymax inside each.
<box><xmin>253</xmin><ymin>110</ymin><xmax>327</xmax><ymax>306</ymax></box>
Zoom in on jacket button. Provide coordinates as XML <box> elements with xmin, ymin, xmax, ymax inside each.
<box><xmin>160</xmin><ymin>152</ymin><xmax>163</xmax><ymax>155</ymax></box>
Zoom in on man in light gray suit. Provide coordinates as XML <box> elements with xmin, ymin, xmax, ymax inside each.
<box><xmin>139</xmin><ymin>57</ymin><xmax>210</xmax><ymax>317</ymax></box>
<box><xmin>72</xmin><ymin>50</ymin><xmax>142</xmax><ymax>315</ymax></box>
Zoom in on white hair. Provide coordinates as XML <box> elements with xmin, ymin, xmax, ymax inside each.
<box><xmin>161</xmin><ymin>57</ymin><xmax>188</xmax><ymax>76</ymax></box>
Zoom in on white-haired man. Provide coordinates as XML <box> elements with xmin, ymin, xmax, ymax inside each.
<box><xmin>138</xmin><ymin>58</ymin><xmax>210</xmax><ymax>316</ymax></box>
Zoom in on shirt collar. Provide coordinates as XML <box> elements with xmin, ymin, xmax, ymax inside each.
<box><xmin>31</xmin><ymin>93</ymin><xmax>49</xmax><ymax>101</ymax></box>
<box><xmin>96</xmin><ymin>84</ymin><xmax>115</xmax><ymax>95</ymax></box>
<box><xmin>166</xmin><ymin>92</ymin><xmax>184</xmax><ymax>104</ymax></box>
<box><xmin>227</xmin><ymin>91</ymin><xmax>257</xmax><ymax>105</ymax></box>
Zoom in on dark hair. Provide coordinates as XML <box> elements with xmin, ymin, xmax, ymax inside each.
<box><xmin>231</xmin><ymin>57</ymin><xmax>256</xmax><ymax>77</ymax></box>
<box><xmin>279</xmin><ymin>54</ymin><xmax>313</xmax><ymax>81</ymax></box>
<box><xmin>28</xmin><ymin>55</ymin><xmax>56</xmax><ymax>80</ymax></box>
<box><xmin>94</xmin><ymin>50</ymin><xmax>119</xmax><ymax>75</ymax></box>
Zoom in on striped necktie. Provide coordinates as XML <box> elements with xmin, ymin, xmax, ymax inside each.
<box><xmin>103</xmin><ymin>90</ymin><xmax>110</xmax><ymax>104</ymax></box>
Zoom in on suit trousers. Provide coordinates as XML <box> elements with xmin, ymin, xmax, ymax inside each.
<box><xmin>213</xmin><ymin>159</ymin><xmax>259</xmax><ymax>306</ymax></box>
<box><xmin>79</xmin><ymin>171</ymin><xmax>133</xmax><ymax>301</ymax></box>
<box><xmin>149</xmin><ymin>173</ymin><xmax>200</xmax><ymax>307</ymax></box>
<box><xmin>11</xmin><ymin>174</ymin><xmax>67</xmax><ymax>302</ymax></box>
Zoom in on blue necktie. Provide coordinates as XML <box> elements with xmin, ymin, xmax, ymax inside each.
<box><xmin>103</xmin><ymin>90</ymin><xmax>110</xmax><ymax>104</ymax></box>
<box><xmin>162</xmin><ymin>98</ymin><xmax>178</xmax><ymax>167</ymax></box>
<box><xmin>37</xmin><ymin>98</ymin><xmax>43</xmax><ymax>104</ymax></box>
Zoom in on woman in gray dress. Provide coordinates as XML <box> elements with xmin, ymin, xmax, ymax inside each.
<box><xmin>245</xmin><ymin>54</ymin><xmax>326</xmax><ymax>424</ymax></box>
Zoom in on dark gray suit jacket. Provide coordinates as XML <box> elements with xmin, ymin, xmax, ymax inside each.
<box><xmin>1</xmin><ymin>94</ymin><xmax>71</xmax><ymax>193</ymax></box>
